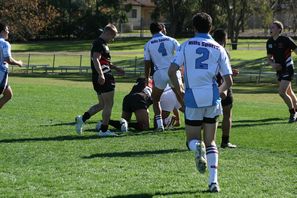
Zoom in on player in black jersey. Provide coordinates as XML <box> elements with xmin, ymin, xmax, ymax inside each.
<box><xmin>266</xmin><ymin>21</ymin><xmax>297</xmax><ymax>123</ymax></box>
<box><xmin>213</xmin><ymin>29</ymin><xmax>238</xmax><ymax>148</ymax></box>
<box><xmin>75</xmin><ymin>24</ymin><xmax>125</xmax><ymax>136</ymax></box>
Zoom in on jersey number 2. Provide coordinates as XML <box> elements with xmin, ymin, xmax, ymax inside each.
<box><xmin>195</xmin><ymin>48</ymin><xmax>209</xmax><ymax>69</ymax></box>
<box><xmin>158</xmin><ymin>43</ymin><xmax>168</xmax><ymax>56</ymax></box>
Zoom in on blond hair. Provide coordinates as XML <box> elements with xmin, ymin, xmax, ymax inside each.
<box><xmin>273</xmin><ymin>20</ymin><xmax>283</xmax><ymax>33</ymax></box>
<box><xmin>104</xmin><ymin>23</ymin><xmax>118</xmax><ymax>34</ymax></box>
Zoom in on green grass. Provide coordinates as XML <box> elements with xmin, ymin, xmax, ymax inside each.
<box><xmin>0</xmin><ymin>77</ymin><xmax>296</xmax><ymax>197</ymax></box>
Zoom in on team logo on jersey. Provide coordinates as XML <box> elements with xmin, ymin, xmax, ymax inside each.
<box><xmin>268</xmin><ymin>44</ymin><xmax>273</xmax><ymax>48</ymax></box>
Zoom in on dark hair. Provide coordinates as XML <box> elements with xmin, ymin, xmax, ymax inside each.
<box><xmin>192</xmin><ymin>12</ymin><xmax>212</xmax><ymax>33</ymax></box>
<box><xmin>213</xmin><ymin>29</ymin><xmax>227</xmax><ymax>43</ymax></box>
<box><xmin>273</xmin><ymin>20</ymin><xmax>283</xmax><ymax>33</ymax></box>
<box><xmin>150</xmin><ymin>22</ymin><xmax>162</xmax><ymax>35</ymax></box>
<box><xmin>129</xmin><ymin>78</ymin><xmax>146</xmax><ymax>94</ymax></box>
<box><xmin>0</xmin><ymin>23</ymin><xmax>7</xmax><ymax>32</ymax></box>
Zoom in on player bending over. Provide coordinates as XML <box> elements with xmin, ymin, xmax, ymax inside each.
<box><xmin>169</xmin><ymin>13</ymin><xmax>233</xmax><ymax>192</ymax></box>
<box><xmin>0</xmin><ymin>23</ymin><xmax>23</xmax><ymax>110</ymax></box>
<box><xmin>267</xmin><ymin>21</ymin><xmax>297</xmax><ymax>123</ymax></box>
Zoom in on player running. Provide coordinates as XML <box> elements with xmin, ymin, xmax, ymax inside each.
<box><xmin>169</xmin><ymin>13</ymin><xmax>233</xmax><ymax>192</ymax></box>
<box><xmin>266</xmin><ymin>21</ymin><xmax>297</xmax><ymax>123</ymax></box>
<box><xmin>75</xmin><ymin>24</ymin><xmax>125</xmax><ymax>137</ymax></box>
<box><xmin>144</xmin><ymin>22</ymin><xmax>180</xmax><ymax>131</ymax></box>
<box><xmin>0</xmin><ymin>23</ymin><xmax>23</xmax><ymax>110</ymax></box>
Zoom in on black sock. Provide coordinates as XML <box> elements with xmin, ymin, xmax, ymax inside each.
<box><xmin>222</xmin><ymin>136</ymin><xmax>229</xmax><ymax>144</ymax></box>
<box><xmin>289</xmin><ymin>108</ymin><xmax>295</xmax><ymax>114</ymax></box>
<box><xmin>82</xmin><ymin>112</ymin><xmax>91</xmax><ymax>122</ymax></box>
<box><xmin>100</xmin><ymin>124</ymin><xmax>108</xmax><ymax>132</ymax></box>
<box><xmin>109</xmin><ymin>120</ymin><xmax>121</xmax><ymax>129</ymax></box>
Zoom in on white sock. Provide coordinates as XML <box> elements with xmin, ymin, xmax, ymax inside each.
<box><xmin>155</xmin><ymin>115</ymin><xmax>163</xmax><ymax>128</ymax></box>
<box><xmin>206</xmin><ymin>144</ymin><xmax>219</xmax><ymax>185</ymax></box>
<box><xmin>188</xmin><ymin>139</ymin><xmax>200</xmax><ymax>151</ymax></box>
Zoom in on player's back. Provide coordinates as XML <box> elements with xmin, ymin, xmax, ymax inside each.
<box><xmin>0</xmin><ymin>38</ymin><xmax>10</xmax><ymax>72</ymax></box>
<box><xmin>144</xmin><ymin>33</ymin><xmax>179</xmax><ymax>71</ymax></box>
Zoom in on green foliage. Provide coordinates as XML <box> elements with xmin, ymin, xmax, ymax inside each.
<box><xmin>0</xmin><ymin>77</ymin><xmax>296</xmax><ymax>197</ymax></box>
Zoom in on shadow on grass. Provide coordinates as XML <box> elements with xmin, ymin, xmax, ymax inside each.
<box><xmin>82</xmin><ymin>148</ymin><xmax>187</xmax><ymax>159</ymax></box>
<box><xmin>223</xmin><ymin>117</ymin><xmax>288</xmax><ymax>128</ymax></box>
<box><xmin>40</xmin><ymin>121</ymin><xmax>97</xmax><ymax>127</ymax></box>
<box><xmin>108</xmin><ymin>189</ymin><xmax>211</xmax><ymax>198</ymax></box>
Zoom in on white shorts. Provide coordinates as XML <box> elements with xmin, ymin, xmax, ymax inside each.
<box><xmin>153</xmin><ymin>69</ymin><xmax>182</xmax><ymax>90</ymax></box>
<box><xmin>160</xmin><ymin>89</ymin><xmax>181</xmax><ymax>112</ymax></box>
<box><xmin>0</xmin><ymin>70</ymin><xmax>8</xmax><ymax>94</ymax></box>
<box><xmin>185</xmin><ymin>103</ymin><xmax>222</xmax><ymax>121</ymax></box>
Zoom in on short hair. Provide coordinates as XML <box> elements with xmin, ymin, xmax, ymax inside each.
<box><xmin>150</xmin><ymin>22</ymin><xmax>162</xmax><ymax>35</ymax></box>
<box><xmin>0</xmin><ymin>23</ymin><xmax>7</xmax><ymax>32</ymax></box>
<box><xmin>273</xmin><ymin>20</ymin><xmax>283</xmax><ymax>33</ymax></box>
<box><xmin>213</xmin><ymin>29</ymin><xmax>227</xmax><ymax>43</ymax></box>
<box><xmin>192</xmin><ymin>12</ymin><xmax>212</xmax><ymax>33</ymax></box>
<box><xmin>103</xmin><ymin>23</ymin><xmax>118</xmax><ymax>34</ymax></box>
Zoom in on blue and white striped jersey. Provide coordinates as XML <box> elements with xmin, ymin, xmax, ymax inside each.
<box><xmin>0</xmin><ymin>37</ymin><xmax>11</xmax><ymax>72</ymax></box>
<box><xmin>144</xmin><ymin>32</ymin><xmax>179</xmax><ymax>71</ymax></box>
<box><xmin>172</xmin><ymin>33</ymin><xmax>232</xmax><ymax>108</ymax></box>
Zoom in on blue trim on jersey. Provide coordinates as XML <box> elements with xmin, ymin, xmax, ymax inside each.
<box><xmin>212</xmin><ymin>80</ymin><xmax>220</xmax><ymax>105</ymax></box>
<box><xmin>195</xmin><ymin>33</ymin><xmax>213</xmax><ymax>39</ymax></box>
<box><xmin>184</xmin><ymin>89</ymin><xmax>198</xmax><ymax>108</ymax></box>
<box><xmin>183</xmin><ymin>43</ymin><xmax>190</xmax><ymax>89</ymax></box>
<box><xmin>152</xmin><ymin>32</ymin><xmax>164</xmax><ymax>38</ymax></box>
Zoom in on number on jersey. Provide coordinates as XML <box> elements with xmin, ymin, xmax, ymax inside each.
<box><xmin>158</xmin><ymin>42</ymin><xmax>168</xmax><ymax>56</ymax></box>
<box><xmin>195</xmin><ymin>47</ymin><xmax>209</xmax><ymax>69</ymax></box>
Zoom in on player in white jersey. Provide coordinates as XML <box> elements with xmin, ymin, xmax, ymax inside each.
<box><xmin>0</xmin><ymin>23</ymin><xmax>23</xmax><ymax>110</ymax></box>
<box><xmin>144</xmin><ymin>22</ymin><xmax>180</xmax><ymax>131</ymax></box>
<box><xmin>168</xmin><ymin>13</ymin><xmax>233</xmax><ymax>193</ymax></box>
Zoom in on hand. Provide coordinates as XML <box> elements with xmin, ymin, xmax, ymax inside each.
<box><xmin>116</xmin><ymin>67</ymin><xmax>125</xmax><ymax>76</ymax></box>
<box><xmin>220</xmin><ymin>91</ymin><xmax>227</xmax><ymax>100</ymax></box>
<box><xmin>232</xmin><ymin>68</ymin><xmax>239</xmax><ymax>76</ymax></box>
<box><xmin>272</xmin><ymin>63</ymin><xmax>282</xmax><ymax>71</ymax></box>
<box><xmin>98</xmin><ymin>75</ymin><xmax>105</xmax><ymax>85</ymax></box>
<box><xmin>18</xmin><ymin>60</ymin><xmax>23</xmax><ymax>67</ymax></box>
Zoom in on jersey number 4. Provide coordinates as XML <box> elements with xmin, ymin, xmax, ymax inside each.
<box><xmin>158</xmin><ymin>43</ymin><xmax>168</xmax><ymax>56</ymax></box>
<box><xmin>195</xmin><ymin>48</ymin><xmax>209</xmax><ymax>69</ymax></box>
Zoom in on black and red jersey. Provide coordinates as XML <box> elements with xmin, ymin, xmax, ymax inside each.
<box><xmin>91</xmin><ymin>37</ymin><xmax>112</xmax><ymax>75</ymax></box>
<box><xmin>266</xmin><ymin>36</ymin><xmax>297</xmax><ymax>69</ymax></box>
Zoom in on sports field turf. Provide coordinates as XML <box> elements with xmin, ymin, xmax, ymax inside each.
<box><xmin>0</xmin><ymin>77</ymin><xmax>296</xmax><ymax>197</ymax></box>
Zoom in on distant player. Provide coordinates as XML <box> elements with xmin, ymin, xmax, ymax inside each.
<box><xmin>266</xmin><ymin>21</ymin><xmax>297</xmax><ymax>123</ymax></box>
<box><xmin>0</xmin><ymin>23</ymin><xmax>23</xmax><ymax>109</ymax></box>
<box><xmin>144</xmin><ymin>22</ymin><xmax>180</xmax><ymax>131</ymax></box>
<box><xmin>213</xmin><ymin>29</ymin><xmax>237</xmax><ymax>148</ymax></box>
<box><xmin>75</xmin><ymin>24</ymin><xmax>125</xmax><ymax>137</ymax></box>
<box><xmin>169</xmin><ymin>13</ymin><xmax>233</xmax><ymax>192</ymax></box>
<box><xmin>97</xmin><ymin>78</ymin><xmax>153</xmax><ymax>131</ymax></box>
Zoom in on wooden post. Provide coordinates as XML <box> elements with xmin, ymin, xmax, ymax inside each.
<box><xmin>79</xmin><ymin>54</ymin><xmax>82</xmax><ymax>73</ymax></box>
<box><xmin>27</xmin><ymin>53</ymin><xmax>31</xmax><ymax>74</ymax></box>
<box><xmin>52</xmin><ymin>54</ymin><xmax>56</xmax><ymax>73</ymax></box>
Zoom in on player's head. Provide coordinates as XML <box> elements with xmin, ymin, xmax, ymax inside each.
<box><xmin>192</xmin><ymin>12</ymin><xmax>212</xmax><ymax>33</ymax></box>
<box><xmin>101</xmin><ymin>23</ymin><xmax>118</xmax><ymax>42</ymax></box>
<box><xmin>0</xmin><ymin>23</ymin><xmax>9</xmax><ymax>39</ymax></box>
<box><xmin>160</xmin><ymin>23</ymin><xmax>167</xmax><ymax>35</ymax></box>
<box><xmin>270</xmin><ymin>20</ymin><xmax>283</xmax><ymax>37</ymax></box>
<box><xmin>150</xmin><ymin>22</ymin><xmax>162</xmax><ymax>35</ymax></box>
<box><xmin>213</xmin><ymin>29</ymin><xmax>227</xmax><ymax>46</ymax></box>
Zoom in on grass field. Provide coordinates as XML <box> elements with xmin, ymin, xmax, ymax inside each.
<box><xmin>0</xmin><ymin>76</ymin><xmax>296</xmax><ymax>197</ymax></box>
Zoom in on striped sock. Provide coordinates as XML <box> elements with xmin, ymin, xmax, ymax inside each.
<box><xmin>206</xmin><ymin>145</ymin><xmax>219</xmax><ymax>185</ymax></box>
<box><xmin>155</xmin><ymin>115</ymin><xmax>163</xmax><ymax>128</ymax></box>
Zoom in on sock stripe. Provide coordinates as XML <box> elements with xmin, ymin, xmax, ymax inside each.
<box><xmin>207</xmin><ymin>151</ymin><xmax>218</xmax><ymax>155</ymax></box>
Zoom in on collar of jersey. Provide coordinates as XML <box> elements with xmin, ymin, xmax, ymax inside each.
<box><xmin>195</xmin><ymin>33</ymin><xmax>212</xmax><ymax>39</ymax></box>
<box><xmin>152</xmin><ymin>32</ymin><xmax>164</xmax><ymax>38</ymax></box>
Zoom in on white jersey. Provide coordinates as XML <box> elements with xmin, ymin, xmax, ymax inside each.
<box><xmin>0</xmin><ymin>37</ymin><xmax>11</xmax><ymax>72</ymax></box>
<box><xmin>172</xmin><ymin>33</ymin><xmax>232</xmax><ymax>108</ymax></box>
<box><xmin>144</xmin><ymin>32</ymin><xmax>179</xmax><ymax>71</ymax></box>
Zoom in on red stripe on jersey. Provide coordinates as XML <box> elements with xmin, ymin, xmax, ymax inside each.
<box><xmin>100</xmin><ymin>57</ymin><xmax>110</xmax><ymax>66</ymax></box>
<box><xmin>284</xmin><ymin>49</ymin><xmax>291</xmax><ymax>59</ymax></box>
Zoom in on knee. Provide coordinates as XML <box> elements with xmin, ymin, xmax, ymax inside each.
<box><xmin>5</xmin><ymin>90</ymin><xmax>13</xmax><ymax>100</ymax></box>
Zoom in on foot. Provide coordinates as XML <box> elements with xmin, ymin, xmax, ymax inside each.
<box><xmin>120</xmin><ymin>118</ymin><xmax>128</xmax><ymax>132</ymax></box>
<box><xmin>195</xmin><ymin>141</ymin><xmax>207</xmax><ymax>174</ymax></box>
<box><xmin>97</xmin><ymin>130</ymin><xmax>118</xmax><ymax>137</ymax></box>
<box><xmin>221</xmin><ymin>142</ymin><xmax>237</xmax><ymax>148</ymax></box>
<box><xmin>288</xmin><ymin>113</ymin><xmax>297</xmax><ymax>123</ymax></box>
<box><xmin>163</xmin><ymin>115</ymin><xmax>176</xmax><ymax>129</ymax></box>
<box><xmin>209</xmin><ymin>183</ymin><xmax>220</xmax><ymax>193</ymax></box>
<box><xmin>154</xmin><ymin>126</ymin><xmax>164</xmax><ymax>132</ymax></box>
<box><xmin>75</xmin><ymin>115</ymin><xmax>84</xmax><ymax>135</ymax></box>
<box><xmin>95</xmin><ymin>121</ymin><xmax>102</xmax><ymax>132</ymax></box>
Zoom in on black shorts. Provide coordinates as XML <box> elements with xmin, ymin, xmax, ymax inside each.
<box><xmin>92</xmin><ymin>73</ymin><xmax>115</xmax><ymax>95</ymax></box>
<box><xmin>122</xmin><ymin>93</ymin><xmax>147</xmax><ymax>113</ymax></box>
<box><xmin>277</xmin><ymin>72</ymin><xmax>293</xmax><ymax>82</ymax></box>
<box><xmin>221</xmin><ymin>89</ymin><xmax>233</xmax><ymax>107</ymax></box>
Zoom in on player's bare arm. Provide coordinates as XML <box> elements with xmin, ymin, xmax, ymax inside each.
<box><xmin>267</xmin><ymin>54</ymin><xmax>282</xmax><ymax>71</ymax></box>
<box><xmin>219</xmin><ymin>75</ymin><xmax>233</xmax><ymax>97</ymax></box>
<box><xmin>92</xmin><ymin>52</ymin><xmax>105</xmax><ymax>85</ymax></box>
<box><xmin>168</xmin><ymin>63</ymin><xmax>184</xmax><ymax>103</ymax></box>
<box><xmin>5</xmin><ymin>57</ymin><xmax>22</xmax><ymax>67</ymax></box>
<box><xmin>144</xmin><ymin>60</ymin><xmax>153</xmax><ymax>84</ymax></box>
<box><xmin>110</xmin><ymin>64</ymin><xmax>125</xmax><ymax>75</ymax></box>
